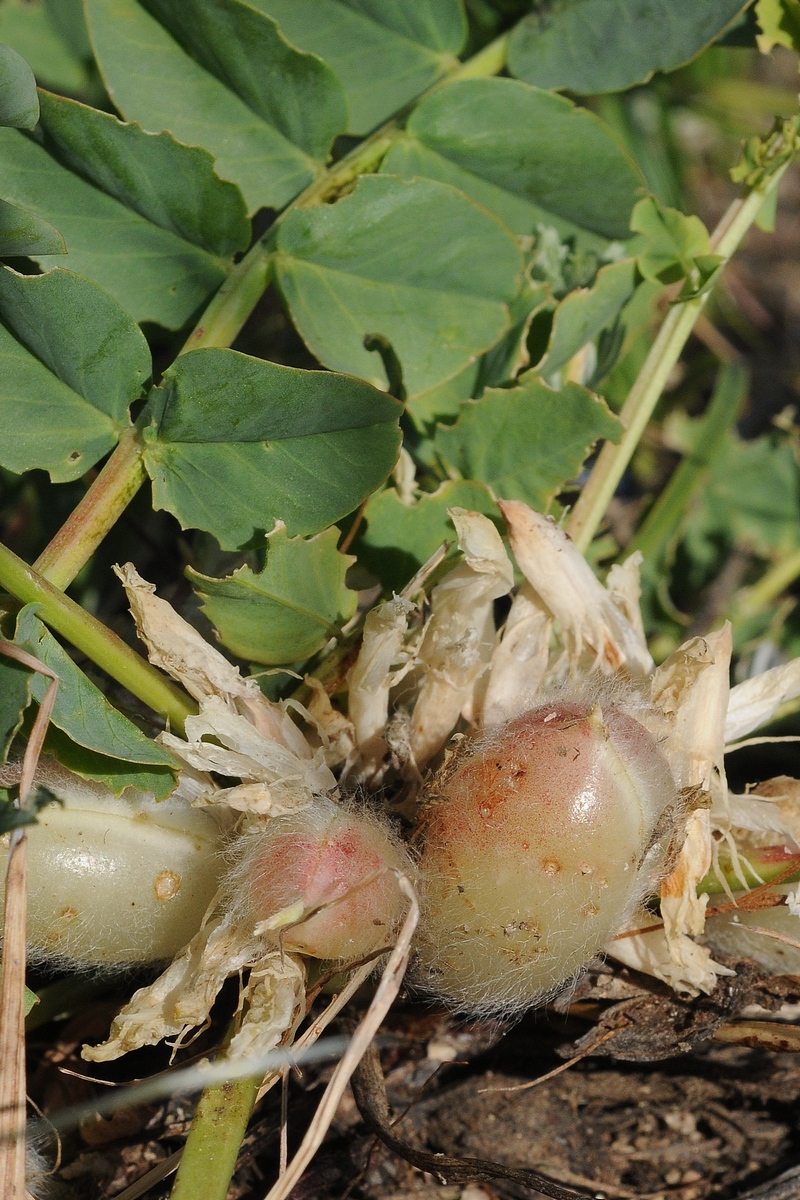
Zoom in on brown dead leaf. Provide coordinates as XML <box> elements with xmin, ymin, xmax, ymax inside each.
<box><xmin>559</xmin><ymin>959</ymin><xmax>762</xmax><ymax>1061</ymax></box>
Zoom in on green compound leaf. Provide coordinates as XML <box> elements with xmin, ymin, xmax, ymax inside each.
<box><xmin>42</xmin><ymin>727</ymin><xmax>178</xmax><ymax>798</ymax></box>
<box><xmin>141</xmin><ymin>348</ymin><xmax>403</xmax><ymax>549</ymax></box>
<box><xmin>0</xmin><ymin>125</ymin><xmax>227</xmax><ymax>329</ymax></box>
<box><xmin>0</xmin><ymin>197</ymin><xmax>65</xmax><ymax>256</ymax></box>
<box><xmin>507</xmin><ymin>0</ymin><xmax>749</xmax><ymax>95</ymax></box>
<box><xmin>0</xmin><ymin>266</ymin><xmax>150</xmax><ymax>481</ymax></box>
<box><xmin>13</xmin><ymin>605</ymin><xmax>177</xmax><ymax>798</ymax></box>
<box><xmin>38</xmin><ymin>90</ymin><xmax>250</xmax><ymax>258</ymax></box>
<box><xmin>0</xmin><ymin>653</ymin><xmax>33</xmax><ymax>762</ymax></box>
<box><xmin>434</xmin><ymin>373</ymin><xmax>622</xmax><ymax>510</ymax></box>
<box><xmin>188</xmin><ymin>525</ymin><xmax>357</xmax><ymax>666</ymax></box>
<box><xmin>0</xmin><ymin>92</ymin><xmax>250</xmax><ymax>328</ymax></box>
<box><xmin>631</xmin><ymin>196</ymin><xmax>722</xmax><ymax>298</ymax></box>
<box><xmin>536</xmin><ymin>258</ymin><xmax>637</xmax><ymax>377</ymax></box>
<box><xmin>248</xmin><ymin>0</ymin><xmax>466</xmax><ymax>135</ymax></box>
<box><xmin>0</xmin><ymin>42</ymin><xmax>38</xmax><ymax>128</ymax></box>
<box><xmin>682</xmin><ymin>429</ymin><xmax>800</xmax><ymax>571</ymax></box>
<box><xmin>356</xmin><ymin>479</ymin><xmax>500</xmax><ymax>593</ymax></box>
<box><xmin>86</xmin><ymin>0</ymin><xmax>347</xmax><ymax>214</ymax></box>
<box><xmin>407</xmin><ymin>362</ymin><xmax>480</xmax><ymax>430</ymax></box>
<box><xmin>0</xmin><ymin>0</ymin><xmax>92</xmax><ymax>95</ymax></box>
<box><xmin>382</xmin><ymin>79</ymin><xmax>643</xmax><ymax>243</ymax></box>
<box><xmin>275</xmin><ymin>174</ymin><xmax>522</xmax><ymax>398</ymax></box>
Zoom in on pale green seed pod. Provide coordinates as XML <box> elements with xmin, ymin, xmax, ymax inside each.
<box><xmin>0</xmin><ymin>764</ymin><xmax>224</xmax><ymax>968</ymax></box>
<box><xmin>415</xmin><ymin>698</ymin><xmax>677</xmax><ymax>1014</ymax></box>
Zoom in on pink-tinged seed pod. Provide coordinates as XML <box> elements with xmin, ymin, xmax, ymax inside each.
<box><xmin>228</xmin><ymin>797</ymin><xmax>413</xmax><ymax>962</ymax></box>
<box><xmin>414</xmin><ymin>699</ymin><xmax>677</xmax><ymax>1014</ymax></box>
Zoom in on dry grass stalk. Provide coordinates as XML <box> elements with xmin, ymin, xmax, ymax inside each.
<box><xmin>256</xmin><ymin>956</ymin><xmax>377</xmax><ymax>1104</ymax></box>
<box><xmin>262</xmin><ymin>874</ymin><xmax>418</xmax><ymax>1200</ymax></box>
<box><xmin>0</xmin><ymin>644</ymin><xmax>58</xmax><ymax>1199</ymax></box>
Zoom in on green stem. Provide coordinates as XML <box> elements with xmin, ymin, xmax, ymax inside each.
<box><xmin>181</xmin><ymin>249</ymin><xmax>274</xmax><ymax>354</ymax></box>
<box><xmin>449</xmin><ymin>30</ymin><xmax>509</xmax><ymax>80</ymax></box>
<box><xmin>169</xmin><ymin>1072</ymin><xmax>260</xmax><ymax>1200</ymax></box>
<box><xmin>566</xmin><ymin>164</ymin><xmax>792</xmax><ymax>553</ymax></box>
<box><xmin>33</xmin><ymin>428</ymin><xmax>146</xmax><ymax>590</ymax></box>
<box><xmin>0</xmin><ymin>541</ymin><xmax>195</xmax><ymax>734</ymax></box>
<box><xmin>626</xmin><ymin>360</ymin><xmax>748</xmax><ymax>562</ymax></box>
<box><xmin>699</xmin><ymin>847</ymin><xmax>800</xmax><ymax>896</ymax></box>
<box><xmin>735</xmin><ymin>545</ymin><xmax>800</xmax><ymax>617</ymax></box>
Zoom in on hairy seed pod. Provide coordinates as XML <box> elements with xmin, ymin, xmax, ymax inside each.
<box><xmin>0</xmin><ymin>765</ymin><xmax>224</xmax><ymax>968</ymax></box>
<box><xmin>226</xmin><ymin>796</ymin><xmax>412</xmax><ymax>961</ymax></box>
<box><xmin>414</xmin><ymin>699</ymin><xmax>677</xmax><ymax>1014</ymax></box>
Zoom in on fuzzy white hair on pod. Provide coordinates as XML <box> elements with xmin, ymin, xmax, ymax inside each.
<box><xmin>413</xmin><ymin>678</ymin><xmax>681</xmax><ymax>1016</ymax></box>
<box><xmin>25</xmin><ymin>1130</ymin><xmax>53</xmax><ymax>1198</ymax></box>
<box><xmin>223</xmin><ymin>795</ymin><xmax>414</xmax><ymax>963</ymax></box>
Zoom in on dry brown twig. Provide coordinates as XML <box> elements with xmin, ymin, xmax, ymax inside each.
<box><xmin>0</xmin><ymin>643</ymin><xmax>58</xmax><ymax>1200</ymax></box>
<box><xmin>739</xmin><ymin>925</ymin><xmax>800</xmax><ymax>953</ymax></box>
<box><xmin>478</xmin><ymin>1027</ymin><xmax>617</xmax><ymax>1095</ymax></box>
<box><xmin>350</xmin><ymin>1035</ymin><xmax>592</xmax><ymax>1200</ymax></box>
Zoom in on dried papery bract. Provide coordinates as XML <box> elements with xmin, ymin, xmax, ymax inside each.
<box><xmin>606</xmin><ymin>552</ymin><xmax>649</xmax><ymax>649</ymax></box>
<box><xmin>636</xmin><ymin>627</ymin><xmax>735</xmax><ymax>993</ymax></box>
<box><xmin>410</xmin><ymin>508</ymin><xmax>513</xmax><ymax>767</ymax></box>
<box><xmin>483</xmin><ymin>583</ymin><xmax>552</xmax><ymax>724</ymax></box>
<box><xmin>115</xmin><ymin>562</ymin><xmax>311</xmax><ymax>753</ymax></box>
<box><xmin>415</xmin><ymin>697</ymin><xmax>677</xmax><ymax>1014</ymax></box>
<box><xmin>611</xmin><ymin>622</ymin><xmax>800</xmax><ymax>994</ymax></box>
<box><xmin>348</xmin><ymin>595</ymin><xmax>415</xmax><ymax>773</ymax></box>
<box><xmin>160</xmin><ymin>695</ymin><xmax>335</xmax><ymax>812</ymax></box>
<box><xmin>733</xmin><ymin>777</ymin><xmax>800</xmax><ymax>844</ymax></box>
<box><xmin>302</xmin><ymin>676</ymin><xmax>356</xmax><ymax>770</ymax></box>
<box><xmin>725</xmin><ymin>656</ymin><xmax>800</xmax><ymax>743</ymax></box>
<box><xmin>650</xmin><ymin>627</ymin><xmax>731</xmax><ymax>801</ymax></box>
<box><xmin>84</xmin><ymin>910</ymin><xmax>274</xmax><ymax>1061</ymax></box>
<box><xmin>499</xmin><ymin>500</ymin><xmax>653</xmax><ymax>677</ymax></box>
